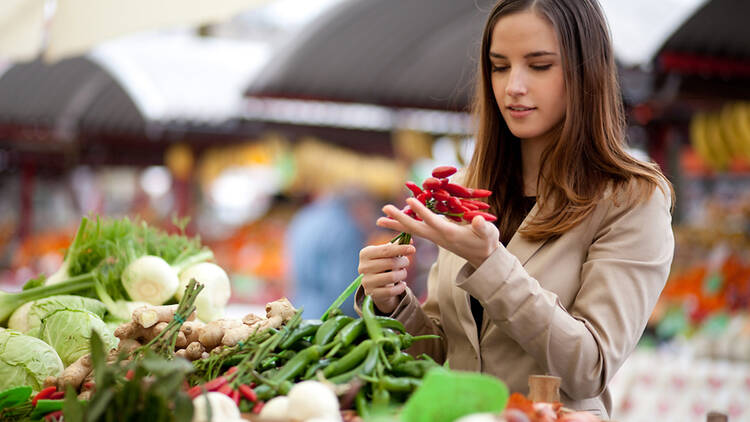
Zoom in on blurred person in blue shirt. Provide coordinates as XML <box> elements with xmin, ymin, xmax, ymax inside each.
<box><xmin>286</xmin><ymin>188</ymin><xmax>377</xmax><ymax>318</ymax></box>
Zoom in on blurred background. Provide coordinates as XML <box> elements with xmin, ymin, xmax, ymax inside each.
<box><xmin>0</xmin><ymin>0</ymin><xmax>748</xmax><ymax>420</ymax></box>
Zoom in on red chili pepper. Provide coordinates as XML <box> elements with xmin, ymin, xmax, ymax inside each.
<box><xmin>444</xmin><ymin>183</ymin><xmax>473</xmax><ymax>198</ymax></box>
<box><xmin>461</xmin><ymin>202</ymin><xmax>478</xmax><ymax>211</ymax></box>
<box><xmin>204</xmin><ymin>376</ymin><xmax>228</xmax><ymax>392</ymax></box>
<box><xmin>217</xmin><ymin>384</ymin><xmax>233</xmax><ymax>396</ymax></box>
<box><xmin>431</xmin><ymin>166</ymin><xmax>457</xmax><ymax>178</ymax></box>
<box><xmin>239</xmin><ymin>384</ymin><xmax>257</xmax><ymax>402</ymax></box>
<box><xmin>231</xmin><ymin>389</ymin><xmax>240</xmax><ymax>405</ymax></box>
<box><xmin>448</xmin><ymin>196</ymin><xmax>464</xmax><ymax>210</ymax></box>
<box><xmin>125</xmin><ymin>369</ymin><xmax>135</xmax><ymax>380</ymax></box>
<box><xmin>402</xmin><ymin>206</ymin><xmax>416</xmax><ymax>218</ymax></box>
<box><xmin>226</xmin><ymin>366</ymin><xmax>238</xmax><ymax>375</ymax></box>
<box><xmin>434</xmin><ymin>201</ymin><xmax>449</xmax><ymax>213</ymax></box>
<box><xmin>49</xmin><ymin>391</ymin><xmax>65</xmax><ymax>400</ymax></box>
<box><xmin>471</xmin><ymin>189</ymin><xmax>492</xmax><ymax>198</ymax></box>
<box><xmin>187</xmin><ymin>385</ymin><xmax>203</xmax><ymax>399</ymax></box>
<box><xmin>83</xmin><ymin>382</ymin><xmax>96</xmax><ymax>391</ymax></box>
<box><xmin>416</xmin><ymin>192</ymin><xmax>429</xmax><ymax>204</ymax></box>
<box><xmin>432</xmin><ymin>189</ymin><xmax>450</xmax><ymax>202</ymax></box>
<box><xmin>252</xmin><ymin>401</ymin><xmax>265</xmax><ymax>414</ymax></box>
<box><xmin>440</xmin><ymin>178</ymin><xmax>449</xmax><ymax>188</ymax></box>
<box><xmin>462</xmin><ymin>198</ymin><xmax>491</xmax><ymax>210</ymax></box>
<box><xmin>405</xmin><ymin>181</ymin><xmax>422</xmax><ymax>197</ymax></box>
<box><xmin>463</xmin><ymin>211</ymin><xmax>498</xmax><ymax>222</ymax></box>
<box><xmin>32</xmin><ymin>386</ymin><xmax>57</xmax><ymax>407</ymax></box>
<box><xmin>45</xmin><ymin>410</ymin><xmax>63</xmax><ymax>422</ymax></box>
<box><xmin>422</xmin><ymin>177</ymin><xmax>441</xmax><ymax>191</ymax></box>
<box><xmin>448</xmin><ymin>215</ymin><xmax>463</xmax><ymax>222</ymax></box>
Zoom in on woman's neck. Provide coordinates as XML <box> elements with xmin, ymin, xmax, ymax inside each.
<box><xmin>520</xmin><ymin>136</ymin><xmax>549</xmax><ymax>197</ymax></box>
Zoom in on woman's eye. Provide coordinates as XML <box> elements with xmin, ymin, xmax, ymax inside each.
<box><xmin>530</xmin><ymin>64</ymin><xmax>552</xmax><ymax>71</ymax></box>
<box><xmin>491</xmin><ymin>65</ymin><xmax>509</xmax><ymax>72</ymax></box>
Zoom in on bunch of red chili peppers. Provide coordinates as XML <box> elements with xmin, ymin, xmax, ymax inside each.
<box><xmin>392</xmin><ymin>165</ymin><xmax>496</xmax><ymax>244</ymax></box>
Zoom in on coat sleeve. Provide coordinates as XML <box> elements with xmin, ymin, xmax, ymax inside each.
<box><xmin>455</xmin><ymin>184</ymin><xmax>674</xmax><ymax>399</ymax></box>
<box><xmin>354</xmin><ymin>249</ymin><xmax>447</xmax><ymax>362</ymax></box>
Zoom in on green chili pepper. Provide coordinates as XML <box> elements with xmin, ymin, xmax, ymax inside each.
<box><xmin>380</xmin><ymin>375</ymin><xmax>421</xmax><ymax>393</ymax></box>
<box><xmin>325</xmin><ymin>319</ymin><xmax>365</xmax><ymax>358</ymax></box>
<box><xmin>375</xmin><ymin>316</ymin><xmax>406</xmax><ymax>333</ymax></box>
<box><xmin>355</xmin><ymin>389</ymin><xmax>370</xmax><ymax>419</ymax></box>
<box><xmin>338</xmin><ymin>319</ymin><xmax>365</xmax><ymax>347</ymax></box>
<box><xmin>399</xmin><ymin>333</ymin><xmax>441</xmax><ymax>349</ymax></box>
<box><xmin>362</xmin><ymin>295</ymin><xmax>383</xmax><ymax>341</ymax></box>
<box><xmin>327</xmin><ymin>346</ymin><xmax>379</xmax><ymax>384</ymax></box>
<box><xmin>277</xmin><ymin>349</ymin><xmax>297</xmax><ymax>361</ymax></box>
<box><xmin>389</xmin><ymin>351</ymin><xmax>413</xmax><ymax>366</ymax></box>
<box><xmin>303</xmin><ymin>359</ymin><xmax>331</xmax><ymax>379</ymax></box>
<box><xmin>322</xmin><ymin>339</ymin><xmax>373</xmax><ymax>377</ymax></box>
<box><xmin>372</xmin><ymin>387</ymin><xmax>390</xmax><ymax>408</ymax></box>
<box><xmin>272</xmin><ymin>345</ymin><xmax>322</xmax><ymax>383</ymax></box>
<box><xmin>279</xmin><ymin>320</ymin><xmax>323</xmax><ymax>349</ymax></box>
<box><xmin>314</xmin><ymin>315</ymin><xmax>354</xmax><ymax>345</ymax></box>
<box><xmin>392</xmin><ymin>360</ymin><xmax>438</xmax><ymax>378</ymax></box>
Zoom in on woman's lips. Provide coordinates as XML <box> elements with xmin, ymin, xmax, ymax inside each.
<box><xmin>507</xmin><ymin>106</ymin><xmax>536</xmax><ymax>118</ymax></box>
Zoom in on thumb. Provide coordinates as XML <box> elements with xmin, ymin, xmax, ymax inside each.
<box><xmin>471</xmin><ymin>215</ymin><xmax>494</xmax><ymax>238</ymax></box>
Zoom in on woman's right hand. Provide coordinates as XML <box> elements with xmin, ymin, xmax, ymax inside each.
<box><xmin>358</xmin><ymin>243</ymin><xmax>416</xmax><ymax>314</ymax></box>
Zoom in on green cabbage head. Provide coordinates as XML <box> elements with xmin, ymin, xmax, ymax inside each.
<box><xmin>0</xmin><ymin>329</ymin><xmax>64</xmax><ymax>393</ymax></box>
<box><xmin>38</xmin><ymin>309</ymin><xmax>118</xmax><ymax>366</ymax></box>
<box><xmin>8</xmin><ymin>295</ymin><xmax>107</xmax><ymax>336</ymax></box>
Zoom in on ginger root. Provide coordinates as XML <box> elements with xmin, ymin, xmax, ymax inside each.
<box><xmin>59</xmin><ymin>354</ymin><xmax>93</xmax><ymax>391</ymax></box>
<box><xmin>131</xmin><ymin>304</ymin><xmax>195</xmax><ymax>328</ymax></box>
<box><xmin>266</xmin><ymin>298</ymin><xmax>296</xmax><ymax>324</ymax></box>
<box><xmin>222</xmin><ymin>324</ymin><xmax>254</xmax><ymax>347</ymax></box>
<box><xmin>181</xmin><ymin>320</ymin><xmax>204</xmax><ymax>344</ymax></box>
<box><xmin>242</xmin><ymin>313</ymin><xmax>264</xmax><ymax>326</ymax></box>
<box><xmin>185</xmin><ymin>342</ymin><xmax>206</xmax><ymax>361</ymax></box>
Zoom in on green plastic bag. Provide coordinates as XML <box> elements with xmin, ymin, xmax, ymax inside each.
<box><xmin>400</xmin><ymin>368</ymin><xmax>509</xmax><ymax>422</ymax></box>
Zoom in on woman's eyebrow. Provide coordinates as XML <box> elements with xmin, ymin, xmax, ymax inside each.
<box><xmin>489</xmin><ymin>51</ymin><xmax>558</xmax><ymax>59</ymax></box>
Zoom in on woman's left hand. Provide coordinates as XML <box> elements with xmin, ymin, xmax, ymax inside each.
<box><xmin>377</xmin><ymin>197</ymin><xmax>501</xmax><ymax>269</ymax></box>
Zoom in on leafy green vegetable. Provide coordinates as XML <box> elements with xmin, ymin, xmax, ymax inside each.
<box><xmin>0</xmin><ymin>215</ymin><xmax>214</xmax><ymax>323</ymax></box>
<box><xmin>39</xmin><ymin>309</ymin><xmax>118</xmax><ymax>366</ymax></box>
<box><xmin>0</xmin><ymin>330</ymin><xmax>64</xmax><ymax>393</ymax></box>
<box><xmin>8</xmin><ymin>295</ymin><xmax>107</xmax><ymax>335</ymax></box>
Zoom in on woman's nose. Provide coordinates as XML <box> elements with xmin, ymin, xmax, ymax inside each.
<box><xmin>505</xmin><ymin>69</ymin><xmax>528</xmax><ymax>97</ymax></box>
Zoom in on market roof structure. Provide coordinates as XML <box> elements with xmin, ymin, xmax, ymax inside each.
<box><xmin>243</xmin><ymin>0</ymin><xmax>714</xmax><ymax>112</ymax></box>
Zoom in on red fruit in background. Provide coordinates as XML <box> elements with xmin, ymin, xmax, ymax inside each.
<box><xmin>432</xmin><ymin>166</ymin><xmax>457</xmax><ymax>178</ymax></box>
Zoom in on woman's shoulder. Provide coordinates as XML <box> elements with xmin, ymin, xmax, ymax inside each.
<box><xmin>598</xmin><ymin>174</ymin><xmax>673</xmax><ymax>220</ymax></box>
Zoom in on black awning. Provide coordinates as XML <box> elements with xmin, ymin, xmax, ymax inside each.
<box><xmin>244</xmin><ymin>0</ymin><xmax>496</xmax><ymax>111</ymax></box>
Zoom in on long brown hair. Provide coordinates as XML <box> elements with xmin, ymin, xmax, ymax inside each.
<box><xmin>465</xmin><ymin>0</ymin><xmax>672</xmax><ymax>243</ymax></box>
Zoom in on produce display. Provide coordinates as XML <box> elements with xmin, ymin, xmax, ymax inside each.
<box><xmin>0</xmin><ymin>167</ymin><xmax>610</xmax><ymax>421</ymax></box>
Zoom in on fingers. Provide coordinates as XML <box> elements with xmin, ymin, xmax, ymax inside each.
<box><xmin>358</xmin><ymin>255</ymin><xmax>410</xmax><ymax>274</ymax></box>
<box><xmin>362</xmin><ymin>269</ymin><xmax>408</xmax><ymax>294</ymax></box>
<box><xmin>368</xmin><ymin>281</ymin><xmax>407</xmax><ymax>301</ymax></box>
<box><xmin>405</xmin><ymin>198</ymin><xmax>443</xmax><ymax>226</ymax></box>
<box><xmin>360</xmin><ymin>243</ymin><xmax>415</xmax><ymax>260</ymax></box>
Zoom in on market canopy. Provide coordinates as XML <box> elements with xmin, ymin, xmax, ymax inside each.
<box><xmin>244</xmin><ymin>0</ymin><xmax>715</xmax><ymax>111</ymax></box>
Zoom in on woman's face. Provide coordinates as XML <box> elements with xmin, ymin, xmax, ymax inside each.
<box><xmin>489</xmin><ymin>10</ymin><xmax>566</xmax><ymax>144</ymax></box>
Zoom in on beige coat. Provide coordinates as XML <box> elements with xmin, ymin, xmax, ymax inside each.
<box><xmin>355</xmin><ymin>182</ymin><xmax>674</xmax><ymax>419</ymax></box>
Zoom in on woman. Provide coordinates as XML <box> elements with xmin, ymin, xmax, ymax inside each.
<box><xmin>355</xmin><ymin>0</ymin><xmax>674</xmax><ymax>418</ymax></box>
